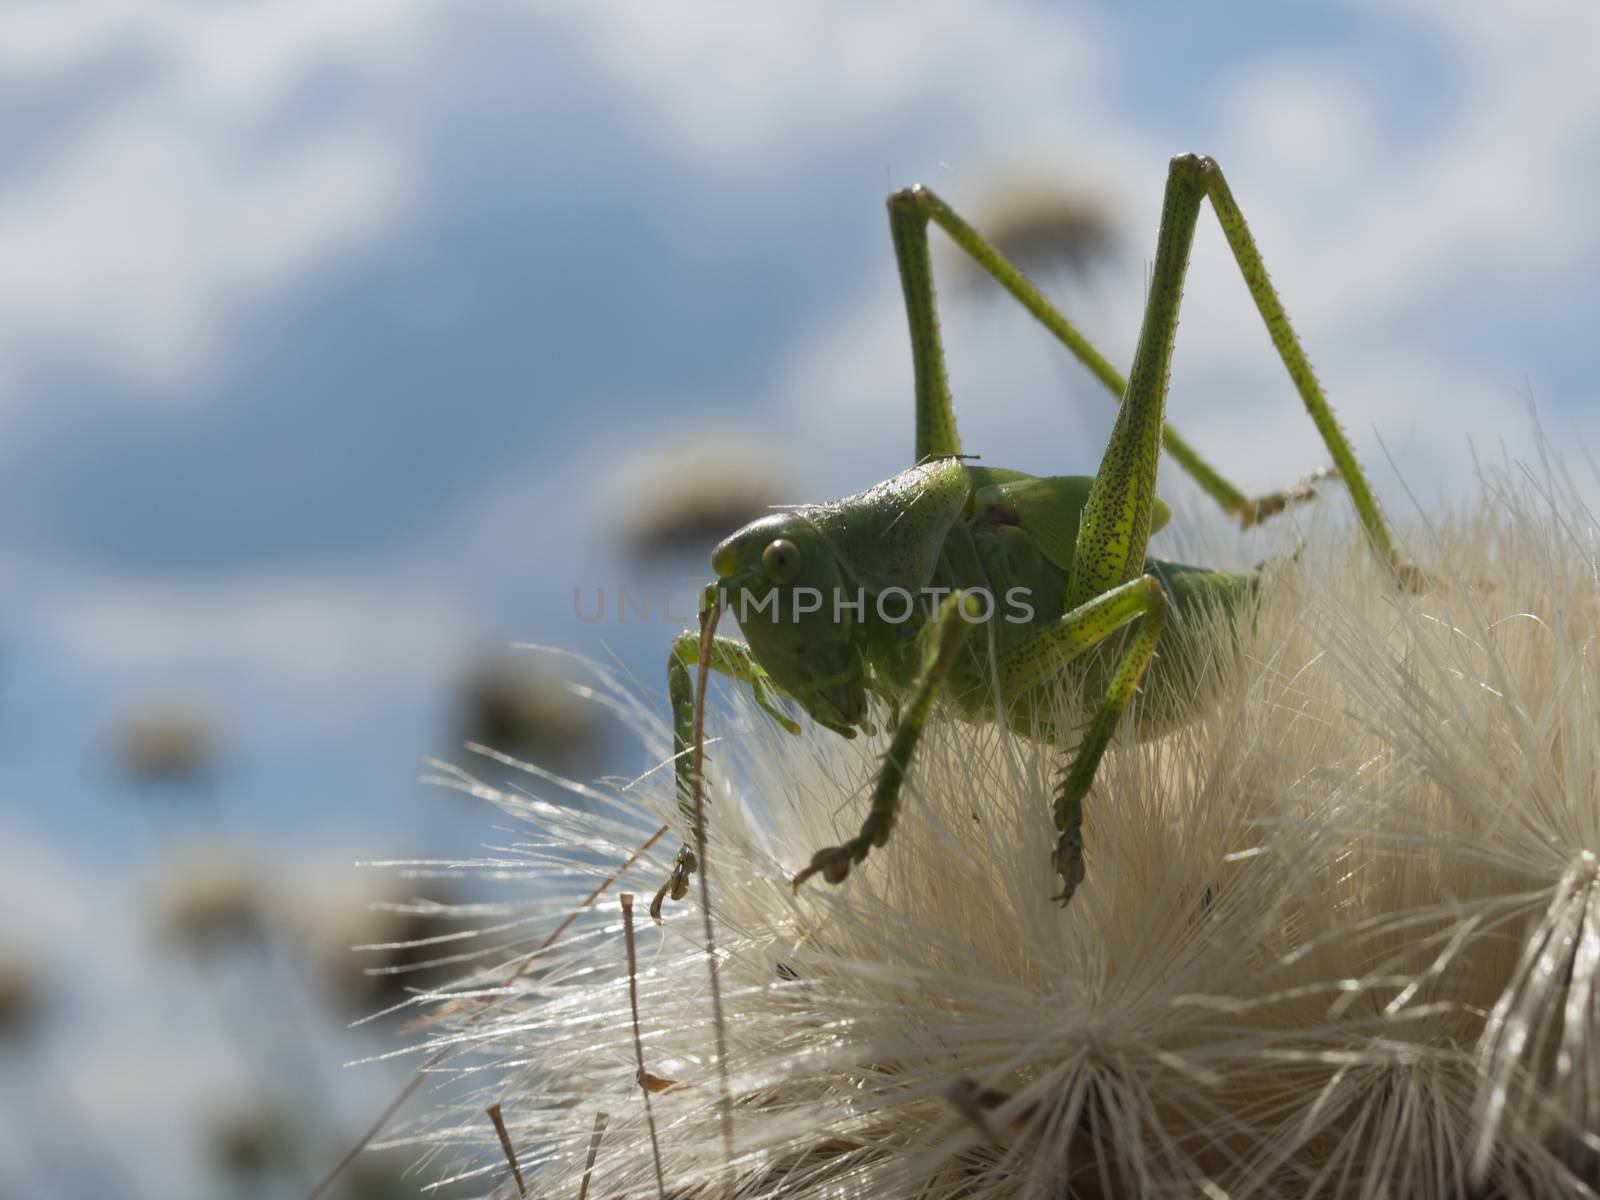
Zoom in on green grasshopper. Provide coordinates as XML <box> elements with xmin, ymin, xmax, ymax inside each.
<box><xmin>652</xmin><ymin>154</ymin><xmax>1412</xmax><ymax>918</ymax></box>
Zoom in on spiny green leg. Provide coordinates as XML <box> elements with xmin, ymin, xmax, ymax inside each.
<box><xmin>1056</xmin><ymin>155</ymin><xmax>1409</xmax><ymax>589</ymax></box>
<box><xmin>892</xmin><ymin>179</ymin><xmax>1319</xmax><ymax>523</ymax></box>
<box><xmin>995</xmin><ymin>575</ymin><xmax>1169</xmax><ymax>903</ymax></box>
<box><xmin>1051</xmin><ymin>585</ymin><xmax>1166</xmax><ymax>903</ymax></box>
<box><xmin>1195</xmin><ymin>158</ymin><xmax>1415</xmax><ymax>584</ymax></box>
<box><xmin>1070</xmin><ymin>157</ymin><xmax>1209</xmax><ymax>606</ymax></box>
<box><xmin>902</xmin><ymin>185</ymin><xmax>1249</xmax><ymax>515</ymax></box>
<box><xmin>904</xmin><ymin>185</ymin><xmax>1333</xmax><ymax>528</ymax></box>
<box><xmin>792</xmin><ymin>593</ymin><xmax>975</xmax><ymax>891</ymax></box>
<box><xmin>1035</xmin><ymin>155</ymin><xmax>1409</xmax><ymax>903</ymax></box>
<box><xmin>652</xmin><ymin>630</ymin><xmax>801</xmax><ymax>922</ymax></box>
<box><xmin>888</xmin><ymin>189</ymin><xmax>961</xmax><ymax>461</ymax></box>
<box><xmin>1035</xmin><ymin>157</ymin><xmax>1232</xmax><ymax>903</ymax></box>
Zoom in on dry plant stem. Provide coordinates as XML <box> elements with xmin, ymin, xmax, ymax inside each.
<box><xmin>622</xmin><ymin>893</ymin><xmax>668</xmax><ymax>1200</ymax></box>
<box><xmin>503</xmin><ymin>821</ymin><xmax>670</xmax><ymax>981</ymax></box>
<box><xmin>691</xmin><ymin>597</ymin><xmax>738</xmax><ymax>1188</ymax></box>
<box><xmin>304</xmin><ymin>821</ymin><xmax>670</xmax><ymax>1200</ymax></box>
<box><xmin>486</xmin><ymin>1103</ymin><xmax>526</xmax><ymax>1198</ymax></box>
<box><xmin>578</xmin><ymin>1111</ymin><xmax>609</xmax><ymax>1200</ymax></box>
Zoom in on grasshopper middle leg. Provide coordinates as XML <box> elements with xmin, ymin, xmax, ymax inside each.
<box><xmin>997</xmin><ymin>575</ymin><xmax>1170</xmax><ymax>902</ymax></box>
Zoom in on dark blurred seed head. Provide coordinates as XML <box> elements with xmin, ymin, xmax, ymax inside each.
<box><xmin>153</xmin><ymin>848</ymin><xmax>270</xmax><ymax>956</ymax></box>
<box><xmin>455</xmin><ymin>658</ymin><xmax>599</xmax><ymax>769</ymax></box>
<box><xmin>208</xmin><ymin>1104</ymin><xmax>299</xmax><ymax>1179</ymax></box>
<box><xmin>0</xmin><ymin>955</ymin><xmax>41</xmax><ymax>1042</ymax></box>
<box><xmin>294</xmin><ymin>876</ymin><xmax>471</xmax><ymax>1016</ymax></box>
<box><xmin>209</xmin><ymin>1102</ymin><xmax>451</xmax><ymax>1194</ymax></box>
<box><xmin>113</xmin><ymin>702</ymin><xmax>222</xmax><ymax>789</ymax></box>
<box><xmin>957</xmin><ymin>174</ymin><xmax>1119</xmax><ymax>290</ymax></box>
<box><xmin>340</xmin><ymin>1157</ymin><xmax>420</xmax><ymax>1198</ymax></box>
<box><xmin>612</xmin><ymin>432</ymin><xmax>798</xmax><ymax>561</ymax></box>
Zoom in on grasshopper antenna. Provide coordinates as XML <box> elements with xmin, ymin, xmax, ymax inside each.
<box><xmin>304</xmin><ymin>822</ymin><xmax>670</xmax><ymax>1200</ymax></box>
<box><xmin>690</xmin><ymin>594</ymin><xmax>738</xmax><ymax>1188</ymax></box>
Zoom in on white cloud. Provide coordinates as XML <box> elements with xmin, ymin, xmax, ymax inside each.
<box><xmin>0</xmin><ymin>1</ymin><xmax>429</xmax><ymax>403</ymax></box>
<box><xmin>1213</xmin><ymin>1</ymin><xmax>1600</xmax><ymax>336</ymax></box>
<box><xmin>0</xmin><ymin>112</ymin><xmax>404</xmax><ymax>393</ymax></box>
<box><xmin>1218</xmin><ymin>61</ymin><xmax>1379</xmax><ymax>191</ymax></box>
<box><xmin>31</xmin><ymin>573</ymin><xmax>473</xmax><ymax>736</ymax></box>
<box><xmin>558</xmin><ymin>0</ymin><xmax>1113</xmax><ymax>165</ymax></box>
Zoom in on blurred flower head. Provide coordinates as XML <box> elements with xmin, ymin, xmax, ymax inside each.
<box><xmin>112</xmin><ymin>702</ymin><xmax>223</xmax><ymax>791</ymax></box>
<box><xmin>609</xmin><ymin>432</ymin><xmax>799</xmax><ymax>563</ymax></box>
<box><xmin>454</xmin><ymin>657</ymin><xmax>601</xmax><ymax>772</ymax></box>
<box><xmin>0</xmin><ymin>953</ymin><xmax>42</xmax><ymax>1044</ymax></box>
<box><xmin>292</xmin><ymin>873</ymin><xmax>470</xmax><ymax>1016</ymax></box>
<box><xmin>153</xmin><ymin>846</ymin><xmax>270</xmax><ymax>956</ymax></box>
<box><xmin>953</xmin><ymin>171</ymin><xmax>1119</xmax><ymax>291</ymax></box>
<box><xmin>207</xmin><ymin>1104</ymin><xmax>300</xmax><ymax>1181</ymax></box>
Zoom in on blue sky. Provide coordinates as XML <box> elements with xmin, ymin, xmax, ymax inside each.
<box><xmin>3</xmin><ymin>1</ymin><xmax>1600</xmax><ymax>1194</ymax></box>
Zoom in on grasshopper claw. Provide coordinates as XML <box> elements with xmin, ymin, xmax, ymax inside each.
<box><xmin>648</xmin><ymin>877</ymin><xmax>673</xmax><ymax>922</ymax></box>
<box><xmin>1051</xmin><ymin>835</ymin><xmax>1086</xmax><ymax>906</ymax></box>
<box><xmin>791</xmin><ymin>844</ymin><xmax>856</xmax><ymax>891</ymax></box>
<box><xmin>650</xmin><ymin>847</ymin><xmax>698</xmax><ymax>922</ymax></box>
<box><xmin>1238</xmin><ymin>465</ymin><xmax>1339</xmax><ymax>529</ymax></box>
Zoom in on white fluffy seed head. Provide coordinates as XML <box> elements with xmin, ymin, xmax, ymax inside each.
<box><xmin>395</xmin><ymin>451</ymin><xmax>1600</xmax><ymax>1199</ymax></box>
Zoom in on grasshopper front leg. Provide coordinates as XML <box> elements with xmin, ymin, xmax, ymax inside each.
<box><xmin>788</xmin><ymin>581</ymin><xmax>1170</xmax><ymax>902</ymax></box>
<box><xmin>792</xmin><ymin>592</ymin><xmax>975</xmax><ymax>891</ymax></box>
<box><xmin>653</xmin><ymin>628</ymin><xmax>802</xmax><ymax>921</ymax></box>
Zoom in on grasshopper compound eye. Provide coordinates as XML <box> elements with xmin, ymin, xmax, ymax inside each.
<box><xmin>761</xmin><ymin>538</ymin><xmax>802</xmax><ymax>583</ymax></box>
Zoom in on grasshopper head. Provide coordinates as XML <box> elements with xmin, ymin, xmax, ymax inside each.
<box><xmin>711</xmin><ymin>513</ymin><xmax>868</xmax><ymax>730</ymax></box>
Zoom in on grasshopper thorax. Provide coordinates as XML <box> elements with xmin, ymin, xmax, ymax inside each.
<box><xmin>711</xmin><ymin>513</ymin><xmax>868</xmax><ymax>731</ymax></box>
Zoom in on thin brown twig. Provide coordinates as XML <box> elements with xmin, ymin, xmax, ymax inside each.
<box><xmin>622</xmin><ymin>893</ymin><xmax>668</xmax><ymax>1200</ymax></box>
<box><xmin>577</xmin><ymin>1111</ymin><xmax>609</xmax><ymax>1200</ymax></box>
<box><xmin>305</xmin><ymin>822</ymin><xmax>671</xmax><ymax>1199</ymax></box>
<box><xmin>691</xmin><ymin>598</ymin><xmax>737</xmax><ymax>1188</ymax></box>
<box><xmin>506</xmin><ymin>822</ymin><xmax>672</xmax><ymax>985</ymax></box>
<box><xmin>487</xmin><ymin>1102</ymin><xmax>527</xmax><ymax>1197</ymax></box>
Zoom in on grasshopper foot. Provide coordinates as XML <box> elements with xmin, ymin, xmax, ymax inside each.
<box><xmin>1238</xmin><ymin>466</ymin><xmax>1339</xmax><ymax>529</ymax></box>
<box><xmin>791</xmin><ymin>842</ymin><xmax>861</xmax><ymax>891</ymax></box>
<box><xmin>649</xmin><ymin>846</ymin><xmax>698</xmax><ymax>922</ymax></box>
<box><xmin>1051</xmin><ymin>834</ymin><xmax>1085</xmax><ymax>906</ymax></box>
<box><xmin>1391</xmin><ymin>557</ymin><xmax>1431</xmax><ymax>594</ymax></box>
